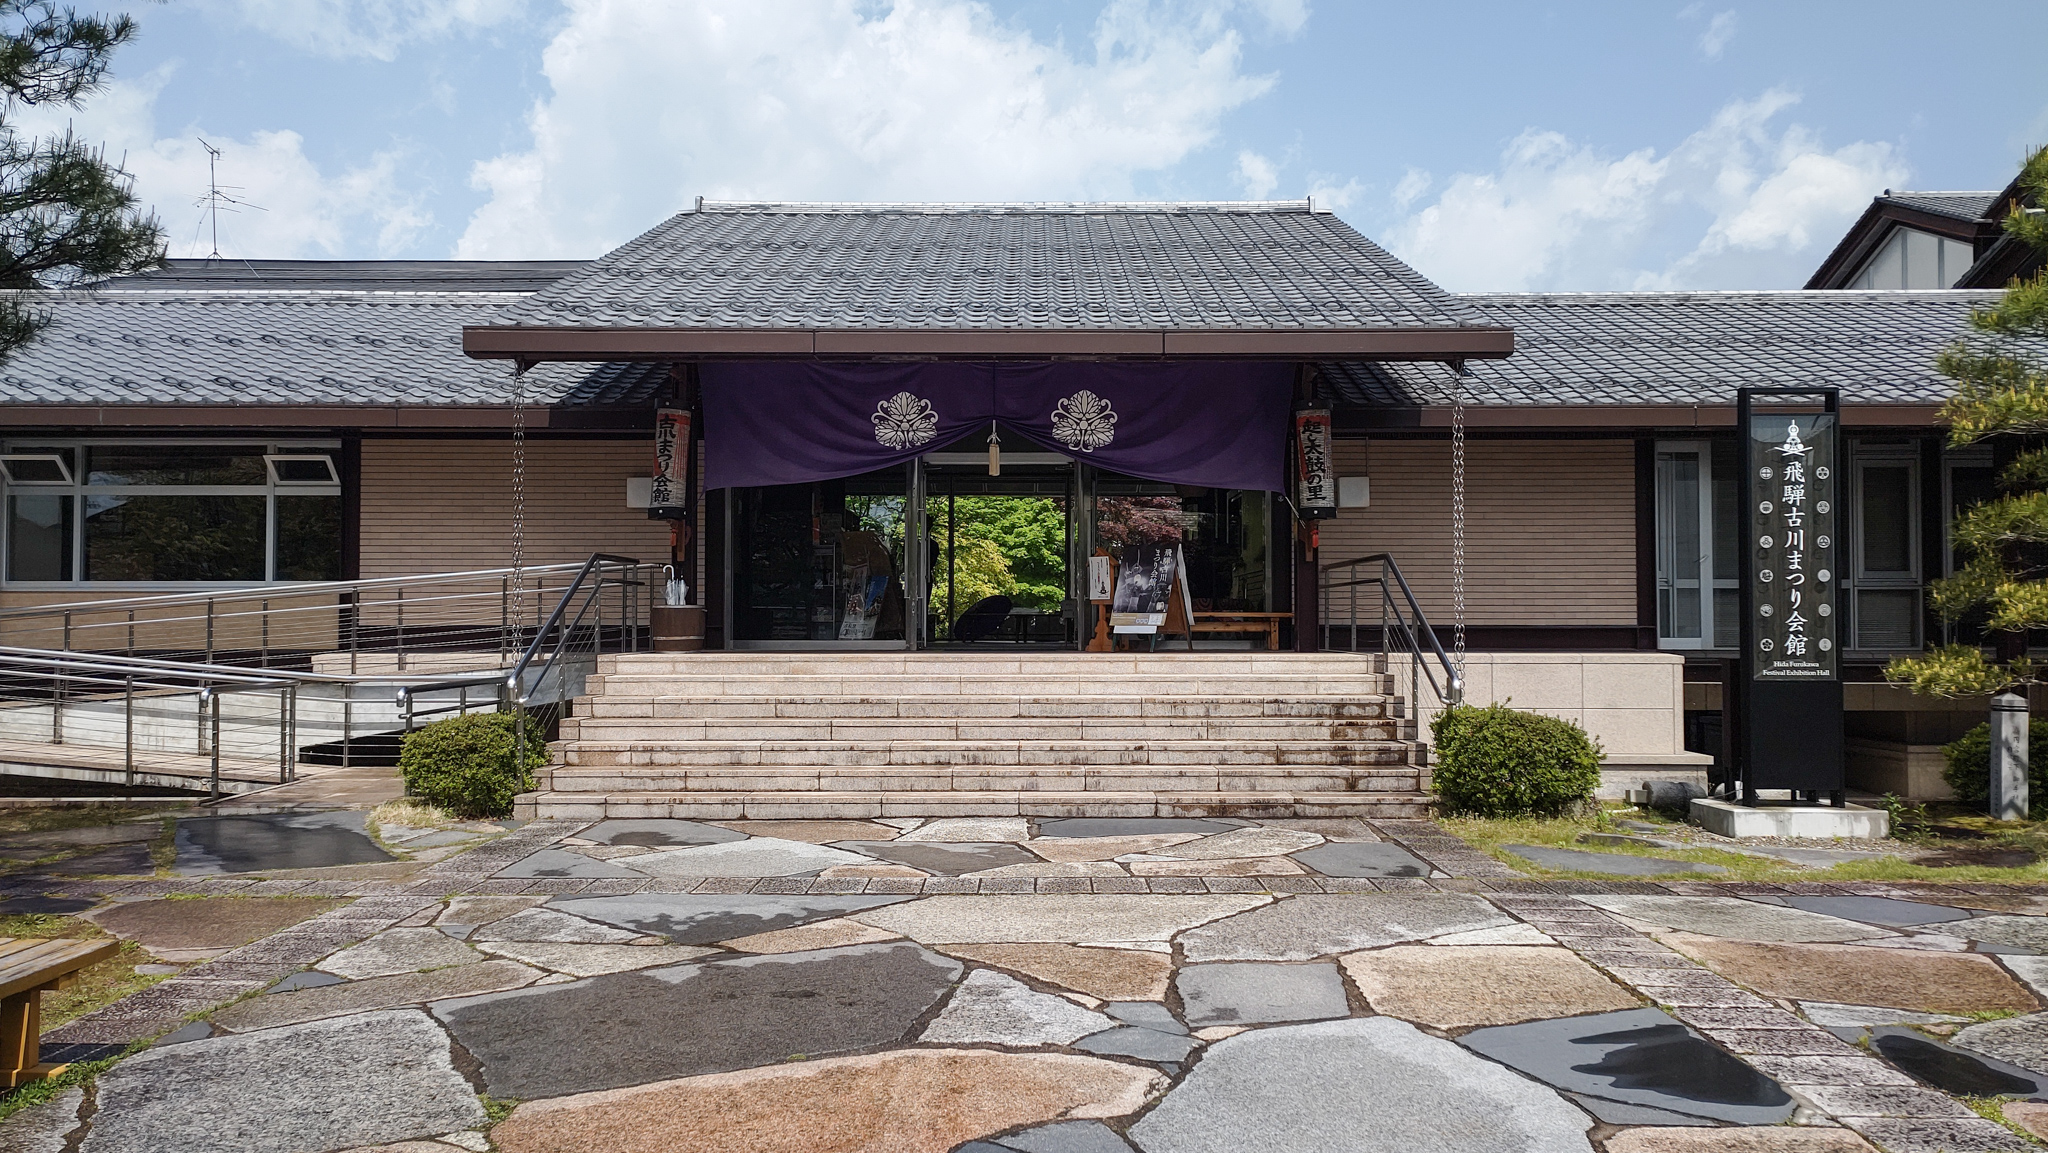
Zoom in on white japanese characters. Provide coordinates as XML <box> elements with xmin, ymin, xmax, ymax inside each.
<box><xmin>1752</xmin><ymin>416</ymin><xmax>1837</xmax><ymax>680</ymax></box>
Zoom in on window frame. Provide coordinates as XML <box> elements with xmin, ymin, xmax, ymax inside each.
<box><xmin>1</xmin><ymin>438</ymin><xmax>343</xmax><ymax>588</ymax></box>
<box><xmin>1654</xmin><ymin>439</ymin><xmax>1717</xmax><ymax>650</ymax></box>
<box><xmin>1846</xmin><ymin>440</ymin><xmax>1922</xmax><ymax>653</ymax></box>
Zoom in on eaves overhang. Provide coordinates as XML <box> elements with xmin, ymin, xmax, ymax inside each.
<box><xmin>1335</xmin><ymin>402</ymin><xmax>1944</xmax><ymax>432</ymax></box>
<box><xmin>461</xmin><ymin>325</ymin><xmax>1516</xmax><ymax>363</ymax></box>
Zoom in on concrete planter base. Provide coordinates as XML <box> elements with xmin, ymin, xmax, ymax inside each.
<box><xmin>1690</xmin><ymin>797</ymin><xmax>1889</xmax><ymax>840</ymax></box>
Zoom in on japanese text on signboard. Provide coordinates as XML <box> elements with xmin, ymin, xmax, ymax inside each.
<box><xmin>1750</xmin><ymin>413</ymin><xmax>1837</xmax><ymax>681</ymax></box>
<box><xmin>1294</xmin><ymin>409</ymin><xmax>1336</xmax><ymax>519</ymax></box>
<box><xmin>650</xmin><ymin>407</ymin><xmax>690</xmax><ymax>520</ymax></box>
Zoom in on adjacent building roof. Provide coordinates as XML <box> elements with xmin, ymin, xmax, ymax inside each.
<box><xmin>1322</xmin><ymin>290</ymin><xmax>2024</xmax><ymax>411</ymax></box>
<box><xmin>0</xmin><ymin>290</ymin><xmax>665</xmax><ymax>418</ymax></box>
<box><xmin>99</xmin><ymin>259</ymin><xmax>588</xmax><ymax>294</ymax></box>
<box><xmin>466</xmin><ymin>200</ymin><xmax>1513</xmax><ymax>362</ymax></box>
<box><xmin>1872</xmin><ymin>192</ymin><xmax>2000</xmax><ymax>222</ymax></box>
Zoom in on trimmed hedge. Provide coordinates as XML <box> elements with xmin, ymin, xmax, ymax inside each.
<box><xmin>1430</xmin><ymin>702</ymin><xmax>1603</xmax><ymax>817</ymax></box>
<box><xmin>1941</xmin><ymin>720</ymin><xmax>2048</xmax><ymax>820</ymax></box>
<box><xmin>398</xmin><ymin>711</ymin><xmax>548</xmax><ymax>819</ymax></box>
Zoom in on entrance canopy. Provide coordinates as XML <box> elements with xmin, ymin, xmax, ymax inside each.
<box><xmin>703</xmin><ymin>361</ymin><xmax>1291</xmax><ymax>491</ymax></box>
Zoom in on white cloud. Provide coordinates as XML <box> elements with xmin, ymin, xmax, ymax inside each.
<box><xmin>1391</xmin><ymin>166</ymin><xmax>1431</xmax><ymax>209</ymax></box>
<box><xmin>195</xmin><ymin>0</ymin><xmax>531</xmax><ymax>62</ymax></box>
<box><xmin>1380</xmin><ymin>89</ymin><xmax>1905</xmax><ymax>291</ymax></box>
<box><xmin>1235</xmin><ymin>150</ymin><xmax>1279</xmax><ymax>199</ymax></box>
<box><xmin>1305</xmin><ymin>174</ymin><xmax>1362</xmax><ymax>211</ymax></box>
<box><xmin>1698</xmin><ymin>10</ymin><xmax>1738</xmax><ymax>59</ymax></box>
<box><xmin>9</xmin><ymin>67</ymin><xmax>433</xmax><ymax>259</ymax></box>
<box><xmin>455</xmin><ymin>0</ymin><xmax>1284</xmax><ymax>258</ymax></box>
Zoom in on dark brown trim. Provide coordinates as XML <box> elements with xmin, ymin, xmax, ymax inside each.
<box><xmin>339</xmin><ymin>433</ymin><xmax>362</xmax><ymax>581</ymax></box>
<box><xmin>1393</xmin><ymin>403</ymin><xmax>1943</xmax><ymax>430</ymax></box>
<box><xmin>1920</xmin><ymin>434</ymin><xmax>1945</xmax><ymax>647</ymax></box>
<box><xmin>1805</xmin><ymin>200</ymin><xmax>2005</xmax><ymax>289</ymax></box>
<box><xmin>1635</xmin><ymin>437</ymin><xmax>1656</xmax><ymax>636</ymax></box>
<box><xmin>0</xmin><ymin>405</ymin><xmax>558</xmax><ymax>429</ymax></box>
<box><xmin>461</xmin><ymin>325</ymin><xmax>1516</xmax><ymax>362</ymax></box>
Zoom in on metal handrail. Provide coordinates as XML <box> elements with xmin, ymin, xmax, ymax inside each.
<box><xmin>1318</xmin><ymin>552</ymin><xmax>1462</xmax><ymax>707</ymax></box>
<box><xmin>0</xmin><ymin>561</ymin><xmax>594</xmax><ymax>619</ymax></box>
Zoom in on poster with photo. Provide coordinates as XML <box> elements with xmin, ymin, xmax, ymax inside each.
<box><xmin>1110</xmin><ymin>545</ymin><xmax>1193</xmax><ymax>636</ymax></box>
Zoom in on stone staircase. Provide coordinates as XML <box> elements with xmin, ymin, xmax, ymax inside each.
<box><xmin>525</xmin><ymin>652</ymin><xmax>1433</xmax><ymax>820</ymax></box>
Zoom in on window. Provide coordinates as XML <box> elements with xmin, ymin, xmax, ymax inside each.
<box><xmin>1655</xmin><ymin>442</ymin><xmax>1739</xmax><ymax>648</ymax></box>
<box><xmin>1</xmin><ymin>441</ymin><xmax>343</xmax><ymax>585</ymax></box>
<box><xmin>1848</xmin><ymin>442</ymin><xmax>1921</xmax><ymax>651</ymax></box>
<box><xmin>1850</xmin><ymin>227</ymin><xmax>1977</xmax><ymax>289</ymax></box>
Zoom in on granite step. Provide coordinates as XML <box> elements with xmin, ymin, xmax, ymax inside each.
<box><xmin>556</xmin><ymin>717</ymin><xmax>1409</xmax><ymax>744</ymax></box>
<box><xmin>581</xmin><ymin>675</ymin><xmax>1398</xmax><ymax>697</ymax></box>
<box><xmin>575</xmin><ymin>695</ymin><xmax>1398</xmax><ymax>720</ymax></box>
<box><xmin>592</xmin><ymin>653</ymin><xmax>1389</xmax><ymax>678</ymax></box>
<box><xmin>554</xmin><ymin>738</ymin><xmax>1421</xmax><ymax>768</ymax></box>
<box><xmin>521</xmin><ymin>788</ymin><xmax>1436</xmax><ymax>821</ymax></box>
<box><xmin>542</xmin><ymin>763</ymin><xmax>1426</xmax><ymax>794</ymax></box>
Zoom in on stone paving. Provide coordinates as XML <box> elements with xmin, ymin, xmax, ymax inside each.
<box><xmin>0</xmin><ymin>814</ymin><xmax>2043</xmax><ymax>1152</ymax></box>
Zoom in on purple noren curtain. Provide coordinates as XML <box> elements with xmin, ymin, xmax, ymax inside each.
<box><xmin>703</xmin><ymin>361</ymin><xmax>1292</xmax><ymax>492</ymax></box>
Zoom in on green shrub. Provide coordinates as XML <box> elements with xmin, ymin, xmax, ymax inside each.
<box><xmin>1941</xmin><ymin>720</ymin><xmax>2048</xmax><ymax>819</ymax></box>
<box><xmin>1430</xmin><ymin>702</ymin><xmax>1603</xmax><ymax>817</ymax></box>
<box><xmin>398</xmin><ymin>712</ymin><xmax>548</xmax><ymax>820</ymax></box>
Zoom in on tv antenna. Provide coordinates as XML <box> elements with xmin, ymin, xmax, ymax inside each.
<box><xmin>194</xmin><ymin>138</ymin><xmax>264</xmax><ymax>261</ymax></box>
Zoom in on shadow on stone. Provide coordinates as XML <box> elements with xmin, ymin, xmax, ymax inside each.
<box><xmin>834</xmin><ymin>841</ymin><xmax>1037</xmax><ymax>876</ymax></box>
<box><xmin>578</xmin><ymin>819</ymin><xmax>746</xmax><ymax>848</ymax></box>
<box><xmin>1032</xmin><ymin>818</ymin><xmax>1241</xmax><ymax>839</ymax></box>
<box><xmin>1870</xmin><ymin>1027</ymin><xmax>2048</xmax><ymax>1097</ymax></box>
<box><xmin>172</xmin><ymin>812</ymin><xmax>391</xmax><ymax>875</ymax></box>
<box><xmin>550</xmin><ymin>893</ymin><xmax>916</xmax><ymax>945</ymax></box>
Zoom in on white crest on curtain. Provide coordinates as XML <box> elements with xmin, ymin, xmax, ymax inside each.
<box><xmin>1050</xmin><ymin>390</ymin><xmax>1117</xmax><ymax>452</ymax></box>
<box><xmin>871</xmin><ymin>391</ymin><xmax>939</xmax><ymax>448</ymax></box>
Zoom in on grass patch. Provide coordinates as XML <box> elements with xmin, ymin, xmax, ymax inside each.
<box><xmin>481</xmin><ymin>1095</ymin><xmax>519</xmax><ymax>1125</ymax></box>
<box><xmin>1442</xmin><ymin>805</ymin><xmax>2048</xmax><ymax>884</ymax></box>
<box><xmin>368</xmin><ymin>799</ymin><xmax>459</xmax><ymax>846</ymax></box>
<box><xmin>0</xmin><ymin>1049</ymin><xmax>136</xmax><ymax>1125</ymax></box>
<box><xmin>0</xmin><ymin>805</ymin><xmax>179</xmax><ymax>837</ymax></box>
<box><xmin>44</xmin><ymin>940</ymin><xmax>170</xmax><ymax>1029</ymax></box>
<box><xmin>1960</xmin><ymin>1096</ymin><xmax>2047</xmax><ymax>1144</ymax></box>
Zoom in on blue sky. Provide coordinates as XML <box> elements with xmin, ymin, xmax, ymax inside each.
<box><xmin>34</xmin><ymin>1</ymin><xmax>2048</xmax><ymax>290</ymax></box>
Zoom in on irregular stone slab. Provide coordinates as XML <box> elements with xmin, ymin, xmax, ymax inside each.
<box><xmin>1291</xmin><ymin>841</ymin><xmax>1432</xmax><ymax>878</ymax></box>
<box><xmin>488</xmin><ymin>1048</ymin><xmax>1162</xmax><ymax>1153</ymax></box>
<box><xmin>318</xmin><ymin>928</ymin><xmax>482</xmax><ymax>979</ymax></box>
<box><xmin>711</xmin><ymin>819</ymin><xmax>899</xmax><ymax>844</ymax></box>
<box><xmin>578</xmin><ymin>819</ymin><xmax>746</xmax><ymax>848</ymax></box>
<box><xmin>81</xmin><ymin>1009</ymin><xmax>482</xmax><ymax>1153</ymax></box>
<box><xmin>1960</xmin><ymin>914</ymin><xmax>2048</xmax><ymax>953</ymax></box>
<box><xmin>851</xmin><ymin>895</ymin><xmax>1267</xmax><ymax>945</ymax></box>
<box><xmin>43</xmin><ymin>842</ymin><xmax>154</xmax><ymax>875</ymax></box>
<box><xmin>1429</xmin><ymin>923</ymin><xmax>1556</xmax><ymax>946</ymax></box>
<box><xmin>0</xmin><ymin>895</ymin><xmax>95</xmax><ymax>915</ymax></box>
<box><xmin>936</xmin><ymin>944</ymin><xmax>1173</xmax><ymax>1001</ymax></box>
<box><xmin>1176</xmin><ymin>962</ymin><xmax>1348</xmax><ymax>1026</ymax></box>
<box><xmin>1729</xmin><ymin>845</ymin><xmax>1892</xmax><ymax>867</ymax></box>
<box><xmin>1033</xmin><ymin>817</ymin><xmax>1239</xmax><ymax>839</ymax></box>
<box><xmin>1582</xmin><ymin>896</ymin><xmax>1892</xmax><ymax>943</ymax></box>
<box><xmin>554</xmin><ymin>894</ymin><xmax>915</xmax><ymax>945</ymax></box>
<box><xmin>1503</xmin><ymin>845</ymin><xmax>1725</xmax><ymax>876</ymax></box>
<box><xmin>1458</xmin><ymin>1007</ymin><xmax>1794</xmax><ymax>1125</ymax></box>
<box><xmin>1134</xmin><ymin>827</ymin><xmax>1322</xmax><ymax>860</ymax></box>
<box><xmin>0</xmin><ymin>822</ymin><xmax>159</xmax><ymax>855</ymax></box>
<box><xmin>1178</xmin><ymin>894</ymin><xmax>1513</xmax><ymax>962</ymax></box>
<box><xmin>0</xmin><ymin>1087</ymin><xmax>80</xmax><ymax>1153</ymax></box>
<box><xmin>1564</xmin><ymin>1094</ymin><xmax>1726</xmax><ymax>1127</ymax></box>
<box><xmin>1602</xmin><ymin>1128</ymin><xmax>1877</xmax><ymax>1152</ymax></box>
<box><xmin>898</xmin><ymin>817</ymin><xmax>1031</xmax><ymax>842</ymax></box>
<box><xmin>1798</xmin><ymin>1002</ymin><xmax>1970</xmax><ymax>1028</ymax></box>
<box><xmin>1953</xmin><ymin>1011</ymin><xmax>2048</xmax><ymax>1074</ymax></box>
<box><xmin>2006</xmin><ymin>954</ymin><xmax>2048</xmax><ymax>998</ymax></box>
<box><xmin>970</xmin><ymin>861</ymin><xmax>1127</xmax><ymax>878</ymax></box>
<box><xmin>1072</xmin><ymin>1026</ymin><xmax>1200</xmax><ymax>1063</ymax></box>
<box><xmin>719</xmin><ymin>917</ymin><xmax>902</xmax><ymax>954</ymax></box>
<box><xmin>470</xmin><ymin>907</ymin><xmax>643</xmax><ymax>944</ymax></box>
<box><xmin>627</xmin><ymin>837</ymin><xmax>873</xmax><ymax>878</ymax></box>
<box><xmin>475</xmin><ymin>940</ymin><xmax>715</xmax><ymax>977</ymax></box>
<box><xmin>1125</xmin><ymin>856</ymin><xmax>1303</xmax><ymax>877</ymax></box>
<box><xmin>817</xmin><ymin>863</ymin><xmax>928</xmax><ymax>878</ymax></box>
<box><xmin>1665</xmin><ymin>934</ymin><xmax>2039</xmax><ymax>1013</ymax></box>
<box><xmin>267</xmin><ymin>970</ymin><xmax>345</xmax><ymax>994</ymax></box>
<box><xmin>212</xmin><ymin>959</ymin><xmax>544</xmax><ymax>1032</ymax></box>
<box><xmin>1106</xmin><ymin>1001</ymin><xmax>1184</xmax><ymax>1033</ymax></box>
<box><xmin>920</xmin><ymin>968</ymin><xmax>1114</xmax><ymax>1046</ymax></box>
<box><xmin>171</xmin><ymin>812</ymin><xmax>392</xmax><ymax>875</ymax></box>
<box><xmin>1950</xmin><ymin>895</ymin><xmax>2048</xmax><ymax>916</ymax></box>
<box><xmin>1025</xmin><ymin>834</ymin><xmax>1203</xmax><ymax>863</ymax></box>
<box><xmin>494</xmin><ymin>848</ymin><xmax>651</xmax><ymax>879</ymax></box>
<box><xmin>1129</xmin><ymin>1016</ymin><xmax>1595</xmax><ymax>1153</ymax></box>
<box><xmin>1261</xmin><ymin>818</ymin><xmax>1380</xmax><ymax>842</ymax></box>
<box><xmin>86</xmin><ymin>897</ymin><xmax>344</xmax><ymax>954</ymax></box>
<box><xmin>833</xmin><ymin>840</ymin><xmax>1038</xmax><ymax>876</ymax></box>
<box><xmin>438</xmin><ymin>895</ymin><xmax>546</xmax><ymax>927</ymax></box>
<box><xmin>1778</xmin><ymin>896</ymin><xmax>1974</xmax><ymax>928</ymax></box>
<box><xmin>1341</xmin><ymin>945</ymin><xmax>1639</xmax><ymax>1029</ymax></box>
<box><xmin>987</xmin><ymin>1119</ymin><xmax>1137</xmax><ymax>1153</ymax></box>
<box><xmin>435</xmin><ymin>942</ymin><xmax>963</xmax><ymax>1098</ymax></box>
<box><xmin>2008</xmin><ymin>1101</ymin><xmax>2048</xmax><ymax>1142</ymax></box>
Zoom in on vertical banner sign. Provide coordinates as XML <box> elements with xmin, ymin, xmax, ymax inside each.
<box><xmin>1737</xmin><ymin>388</ymin><xmax>1844</xmax><ymax>803</ymax></box>
<box><xmin>1294</xmin><ymin>409</ymin><xmax>1336</xmax><ymax>520</ymax></box>
<box><xmin>649</xmin><ymin>407</ymin><xmax>689</xmax><ymax>521</ymax></box>
<box><xmin>1751</xmin><ymin>414</ymin><xmax>1838</xmax><ymax>680</ymax></box>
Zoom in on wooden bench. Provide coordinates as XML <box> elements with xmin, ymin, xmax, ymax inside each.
<box><xmin>1191</xmin><ymin>611</ymin><xmax>1293</xmax><ymax>651</ymax></box>
<box><xmin>0</xmin><ymin>937</ymin><xmax>121</xmax><ymax>1087</ymax></box>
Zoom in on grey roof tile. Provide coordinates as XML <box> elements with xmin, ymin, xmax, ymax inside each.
<box><xmin>100</xmin><ymin>259</ymin><xmax>587</xmax><ymax>293</ymax></box>
<box><xmin>1875</xmin><ymin>192</ymin><xmax>2000</xmax><ymax>222</ymax></box>
<box><xmin>498</xmin><ymin>201</ymin><xmax>1492</xmax><ymax>332</ymax></box>
<box><xmin>1323</xmin><ymin>290</ymin><xmax>2037</xmax><ymax>409</ymax></box>
<box><xmin>0</xmin><ymin>290</ymin><xmax>660</xmax><ymax>407</ymax></box>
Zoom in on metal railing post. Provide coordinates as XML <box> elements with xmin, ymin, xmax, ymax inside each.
<box><xmin>50</xmin><ymin>670</ymin><xmax>62</xmax><ymax>746</ymax></box>
<box><xmin>278</xmin><ymin>686</ymin><xmax>291</xmax><ymax>783</ymax></box>
<box><xmin>126</xmin><ymin>608</ymin><xmax>134</xmax><ymax>657</ymax></box>
<box><xmin>395</xmin><ymin>586</ymin><xmax>405</xmax><ymax>672</ymax></box>
<box><xmin>286</xmin><ymin>685</ymin><xmax>298</xmax><ymax>782</ymax></box>
<box><xmin>261</xmin><ymin>597</ymin><xmax>270</xmax><ymax>667</ymax></box>
<box><xmin>61</xmin><ymin>610</ymin><xmax>71</xmax><ymax>652</ymax></box>
<box><xmin>206</xmin><ymin>687</ymin><xmax>222</xmax><ymax>802</ymax></box>
<box><xmin>342</xmin><ymin>682</ymin><xmax>353</xmax><ymax>769</ymax></box>
<box><xmin>500</xmin><ymin>576</ymin><xmax>510</xmax><ymax>663</ymax></box>
<box><xmin>205</xmin><ymin>598</ymin><xmax>216</xmax><ymax>664</ymax></box>
<box><xmin>123</xmin><ymin>676</ymin><xmax>134</xmax><ymax>788</ymax></box>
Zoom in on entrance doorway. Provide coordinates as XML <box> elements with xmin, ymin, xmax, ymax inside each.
<box><xmin>922</xmin><ymin>450</ymin><xmax>1077</xmax><ymax>648</ymax></box>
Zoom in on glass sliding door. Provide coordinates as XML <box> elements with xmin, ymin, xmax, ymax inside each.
<box><xmin>727</xmin><ymin>466</ymin><xmax>912</xmax><ymax>648</ymax></box>
<box><xmin>1093</xmin><ymin>473</ymin><xmax>1272</xmax><ymax>617</ymax></box>
<box><xmin>1655</xmin><ymin>443</ymin><xmax>1712</xmax><ymax>647</ymax></box>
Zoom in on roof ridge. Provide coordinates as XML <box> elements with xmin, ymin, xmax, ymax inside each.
<box><xmin>692</xmin><ymin>199</ymin><xmax>1318</xmax><ymax>215</ymax></box>
<box><xmin>1461</xmin><ymin>288</ymin><xmax>2003</xmax><ymax>300</ymax></box>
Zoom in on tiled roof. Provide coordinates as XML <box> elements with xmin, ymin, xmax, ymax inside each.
<box><xmin>99</xmin><ymin>259</ymin><xmax>588</xmax><ymax>293</ymax></box>
<box><xmin>0</xmin><ymin>290</ymin><xmax>662</xmax><ymax>407</ymax></box>
<box><xmin>1875</xmin><ymin>192</ymin><xmax>2000</xmax><ymax>222</ymax></box>
<box><xmin>1322</xmin><ymin>290</ymin><xmax>2029</xmax><ymax>408</ymax></box>
<box><xmin>498</xmin><ymin>201</ymin><xmax>1494</xmax><ymax>332</ymax></box>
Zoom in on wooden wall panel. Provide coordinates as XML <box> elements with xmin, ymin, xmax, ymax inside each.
<box><xmin>1317</xmin><ymin>439</ymin><xmax>1636</xmax><ymax>626</ymax></box>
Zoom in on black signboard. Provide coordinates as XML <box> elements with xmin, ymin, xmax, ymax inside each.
<box><xmin>1736</xmin><ymin>388</ymin><xmax>1844</xmax><ymax>804</ymax></box>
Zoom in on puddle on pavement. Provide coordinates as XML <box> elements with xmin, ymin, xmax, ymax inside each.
<box><xmin>1870</xmin><ymin>1029</ymin><xmax>2047</xmax><ymax>1097</ymax></box>
<box><xmin>172</xmin><ymin>812</ymin><xmax>392</xmax><ymax>875</ymax></box>
<box><xmin>1568</xmin><ymin>1021</ymin><xmax>1791</xmax><ymax>1110</ymax></box>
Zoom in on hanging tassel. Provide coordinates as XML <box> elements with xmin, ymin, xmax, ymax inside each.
<box><xmin>987</xmin><ymin>422</ymin><xmax>1001</xmax><ymax>476</ymax></box>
